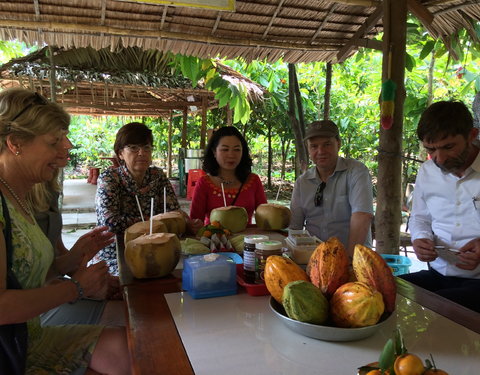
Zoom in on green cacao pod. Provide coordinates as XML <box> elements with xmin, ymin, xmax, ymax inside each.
<box><xmin>282</xmin><ymin>280</ymin><xmax>329</xmax><ymax>324</ymax></box>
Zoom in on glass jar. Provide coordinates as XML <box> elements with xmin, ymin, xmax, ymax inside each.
<box><xmin>255</xmin><ymin>240</ymin><xmax>283</xmax><ymax>284</ymax></box>
<box><xmin>243</xmin><ymin>235</ymin><xmax>269</xmax><ymax>284</ymax></box>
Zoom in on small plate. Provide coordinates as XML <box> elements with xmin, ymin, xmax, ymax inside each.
<box><xmin>269</xmin><ymin>297</ymin><xmax>393</xmax><ymax>342</ymax></box>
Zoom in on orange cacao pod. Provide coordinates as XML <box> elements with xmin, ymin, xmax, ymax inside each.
<box><xmin>352</xmin><ymin>244</ymin><xmax>397</xmax><ymax>313</ymax></box>
<box><xmin>306</xmin><ymin>237</ymin><xmax>349</xmax><ymax>299</ymax></box>
<box><xmin>264</xmin><ymin>255</ymin><xmax>309</xmax><ymax>303</ymax></box>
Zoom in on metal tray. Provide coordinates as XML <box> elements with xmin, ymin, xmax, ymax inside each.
<box><xmin>269</xmin><ymin>297</ymin><xmax>393</xmax><ymax>342</ymax></box>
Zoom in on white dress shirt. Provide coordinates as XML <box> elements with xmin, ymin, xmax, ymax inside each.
<box><xmin>409</xmin><ymin>143</ymin><xmax>480</xmax><ymax>278</ymax></box>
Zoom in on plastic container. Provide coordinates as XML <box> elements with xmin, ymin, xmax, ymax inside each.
<box><xmin>255</xmin><ymin>240</ymin><xmax>283</xmax><ymax>283</ymax></box>
<box><xmin>236</xmin><ymin>264</ymin><xmax>269</xmax><ymax>296</ymax></box>
<box><xmin>287</xmin><ymin>229</ymin><xmax>316</xmax><ymax>246</ymax></box>
<box><xmin>182</xmin><ymin>254</ymin><xmax>237</xmax><ymax>299</ymax></box>
<box><xmin>380</xmin><ymin>254</ymin><xmax>412</xmax><ymax>276</ymax></box>
<box><xmin>285</xmin><ymin>237</ymin><xmax>318</xmax><ymax>265</ymax></box>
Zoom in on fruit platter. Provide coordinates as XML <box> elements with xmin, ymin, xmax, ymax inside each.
<box><xmin>264</xmin><ymin>237</ymin><xmax>398</xmax><ymax>342</ymax></box>
<box><xmin>270</xmin><ymin>297</ymin><xmax>392</xmax><ymax>342</ymax></box>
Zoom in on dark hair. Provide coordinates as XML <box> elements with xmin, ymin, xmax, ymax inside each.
<box><xmin>417</xmin><ymin>101</ymin><xmax>473</xmax><ymax>143</ymax></box>
<box><xmin>203</xmin><ymin>126</ymin><xmax>252</xmax><ymax>183</ymax></box>
<box><xmin>113</xmin><ymin>122</ymin><xmax>153</xmax><ymax>158</ymax></box>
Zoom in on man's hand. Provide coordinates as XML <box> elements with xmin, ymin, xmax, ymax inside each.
<box><xmin>456</xmin><ymin>238</ymin><xmax>480</xmax><ymax>270</ymax></box>
<box><xmin>412</xmin><ymin>238</ymin><xmax>437</xmax><ymax>262</ymax></box>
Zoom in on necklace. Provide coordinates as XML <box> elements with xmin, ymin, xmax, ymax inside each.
<box><xmin>0</xmin><ymin>175</ymin><xmax>32</xmax><ymax>216</ymax></box>
<box><xmin>218</xmin><ymin>176</ymin><xmax>234</xmax><ymax>185</ymax></box>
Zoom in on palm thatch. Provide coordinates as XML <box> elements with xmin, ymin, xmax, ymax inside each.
<box><xmin>0</xmin><ymin>46</ymin><xmax>266</xmax><ymax>116</ymax></box>
<box><xmin>0</xmin><ymin>1</ymin><xmax>478</xmax><ymax>64</ymax></box>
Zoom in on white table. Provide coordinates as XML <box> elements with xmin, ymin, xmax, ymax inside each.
<box><xmin>165</xmin><ymin>291</ymin><xmax>479</xmax><ymax>375</ymax></box>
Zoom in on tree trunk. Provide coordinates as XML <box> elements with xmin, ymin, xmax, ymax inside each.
<box><xmin>288</xmin><ymin>64</ymin><xmax>308</xmax><ymax>177</ymax></box>
<box><xmin>375</xmin><ymin>0</ymin><xmax>407</xmax><ymax>254</ymax></box>
<box><xmin>323</xmin><ymin>62</ymin><xmax>332</xmax><ymax>120</ymax></box>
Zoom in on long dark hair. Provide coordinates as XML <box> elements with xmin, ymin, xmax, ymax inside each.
<box><xmin>203</xmin><ymin>126</ymin><xmax>252</xmax><ymax>183</ymax></box>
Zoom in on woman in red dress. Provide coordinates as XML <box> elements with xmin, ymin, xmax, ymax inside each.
<box><xmin>189</xmin><ymin>126</ymin><xmax>267</xmax><ymax>225</ymax></box>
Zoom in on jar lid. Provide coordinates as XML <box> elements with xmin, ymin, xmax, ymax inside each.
<box><xmin>244</xmin><ymin>235</ymin><xmax>269</xmax><ymax>244</ymax></box>
<box><xmin>256</xmin><ymin>240</ymin><xmax>283</xmax><ymax>250</ymax></box>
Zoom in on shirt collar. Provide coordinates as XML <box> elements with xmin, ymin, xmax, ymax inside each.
<box><xmin>469</xmin><ymin>140</ymin><xmax>480</xmax><ymax>172</ymax></box>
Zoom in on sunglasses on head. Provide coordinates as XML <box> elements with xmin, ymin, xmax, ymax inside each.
<box><xmin>11</xmin><ymin>92</ymin><xmax>48</xmax><ymax>122</ymax></box>
<box><xmin>314</xmin><ymin>181</ymin><xmax>326</xmax><ymax>206</ymax></box>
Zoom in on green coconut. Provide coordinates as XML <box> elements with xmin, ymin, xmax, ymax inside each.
<box><xmin>209</xmin><ymin>206</ymin><xmax>248</xmax><ymax>233</ymax></box>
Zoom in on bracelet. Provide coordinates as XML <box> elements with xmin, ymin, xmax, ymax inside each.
<box><xmin>58</xmin><ymin>276</ymin><xmax>84</xmax><ymax>304</ymax></box>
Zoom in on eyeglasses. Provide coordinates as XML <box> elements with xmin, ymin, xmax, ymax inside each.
<box><xmin>11</xmin><ymin>92</ymin><xmax>48</xmax><ymax>122</ymax></box>
<box><xmin>314</xmin><ymin>181</ymin><xmax>326</xmax><ymax>206</ymax></box>
<box><xmin>124</xmin><ymin>144</ymin><xmax>154</xmax><ymax>153</ymax></box>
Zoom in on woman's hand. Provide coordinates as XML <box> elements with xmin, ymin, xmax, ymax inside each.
<box><xmin>71</xmin><ymin>256</ymin><xmax>109</xmax><ymax>300</ymax></box>
<box><xmin>71</xmin><ymin>226</ymin><xmax>115</xmax><ymax>261</ymax></box>
<box><xmin>188</xmin><ymin>218</ymin><xmax>203</xmax><ymax>235</ymax></box>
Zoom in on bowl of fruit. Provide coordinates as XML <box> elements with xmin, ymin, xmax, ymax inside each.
<box><xmin>265</xmin><ymin>238</ymin><xmax>397</xmax><ymax>342</ymax></box>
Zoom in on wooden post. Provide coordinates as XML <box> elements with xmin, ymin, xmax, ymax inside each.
<box><xmin>167</xmin><ymin>114</ymin><xmax>173</xmax><ymax>178</ymax></box>
<box><xmin>375</xmin><ymin>0</ymin><xmax>407</xmax><ymax>254</ymax></box>
<box><xmin>200</xmin><ymin>96</ymin><xmax>207</xmax><ymax>149</ymax></box>
<box><xmin>181</xmin><ymin>109</ymin><xmax>187</xmax><ymax>148</ymax></box>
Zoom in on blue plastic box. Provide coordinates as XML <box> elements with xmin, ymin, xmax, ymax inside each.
<box><xmin>380</xmin><ymin>254</ymin><xmax>412</xmax><ymax>276</ymax></box>
<box><xmin>182</xmin><ymin>254</ymin><xmax>237</xmax><ymax>299</ymax></box>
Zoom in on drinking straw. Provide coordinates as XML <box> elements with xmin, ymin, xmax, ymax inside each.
<box><xmin>135</xmin><ymin>195</ymin><xmax>145</xmax><ymax>222</ymax></box>
<box><xmin>221</xmin><ymin>182</ymin><xmax>227</xmax><ymax>207</ymax></box>
<box><xmin>150</xmin><ymin>197</ymin><xmax>154</xmax><ymax>235</ymax></box>
<box><xmin>164</xmin><ymin>187</ymin><xmax>167</xmax><ymax>213</ymax></box>
<box><xmin>275</xmin><ymin>183</ymin><xmax>282</xmax><ymax>201</ymax></box>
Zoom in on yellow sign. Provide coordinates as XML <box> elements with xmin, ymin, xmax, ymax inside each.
<box><xmin>129</xmin><ymin>0</ymin><xmax>235</xmax><ymax>11</ymax></box>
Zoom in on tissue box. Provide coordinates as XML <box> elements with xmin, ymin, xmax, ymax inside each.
<box><xmin>182</xmin><ymin>254</ymin><xmax>237</xmax><ymax>299</ymax></box>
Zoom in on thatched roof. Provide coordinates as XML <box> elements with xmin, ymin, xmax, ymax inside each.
<box><xmin>0</xmin><ymin>46</ymin><xmax>266</xmax><ymax>117</ymax></box>
<box><xmin>0</xmin><ymin>1</ymin><xmax>478</xmax><ymax>64</ymax></box>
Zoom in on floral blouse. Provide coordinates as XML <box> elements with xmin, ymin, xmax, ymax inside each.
<box><xmin>95</xmin><ymin>165</ymin><xmax>180</xmax><ymax>275</ymax></box>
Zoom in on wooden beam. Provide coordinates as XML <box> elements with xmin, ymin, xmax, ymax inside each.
<box><xmin>336</xmin><ymin>6</ymin><xmax>383</xmax><ymax>62</ymax></box>
<box><xmin>407</xmin><ymin>0</ymin><xmax>434</xmax><ymax>27</ymax></box>
<box><xmin>356</xmin><ymin>38</ymin><xmax>382</xmax><ymax>51</ymax></box>
<box><xmin>262</xmin><ymin>0</ymin><xmax>286</xmax><ymax>39</ymax></box>
<box><xmin>310</xmin><ymin>3</ymin><xmax>337</xmax><ymax>43</ymax></box>
<box><xmin>0</xmin><ymin>19</ymin><xmax>343</xmax><ymax>52</ymax></box>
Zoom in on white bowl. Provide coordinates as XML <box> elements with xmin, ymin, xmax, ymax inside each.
<box><xmin>269</xmin><ymin>297</ymin><xmax>393</xmax><ymax>342</ymax></box>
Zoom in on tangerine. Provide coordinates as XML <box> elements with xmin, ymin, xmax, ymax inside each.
<box><xmin>394</xmin><ymin>353</ymin><xmax>425</xmax><ymax>375</ymax></box>
<box><xmin>365</xmin><ymin>370</ymin><xmax>382</xmax><ymax>375</ymax></box>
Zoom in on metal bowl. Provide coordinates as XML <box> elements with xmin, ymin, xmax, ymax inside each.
<box><xmin>269</xmin><ymin>297</ymin><xmax>393</xmax><ymax>342</ymax></box>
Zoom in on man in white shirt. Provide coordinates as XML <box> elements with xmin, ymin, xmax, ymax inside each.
<box><xmin>401</xmin><ymin>100</ymin><xmax>480</xmax><ymax>312</ymax></box>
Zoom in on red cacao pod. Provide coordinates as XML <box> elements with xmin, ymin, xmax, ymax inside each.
<box><xmin>307</xmin><ymin>237</ymin><xmax>350</xmax><ymax>299</ymax></box>
<box><xmin>330</xmin><ymin>281</ymin><xmax>385</xmax><ymax>328</ymax></box>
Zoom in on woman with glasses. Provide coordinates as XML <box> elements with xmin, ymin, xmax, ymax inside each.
<box><xmin>96</xmin><ymin>122</ymin><xmax>200</xmax><ymax>275</ymax></box>
<box><xmin>0</xmin><ymin>88</ymin><xmax>130</xmax><ymax>374</ymax></box>
<box><xmin>189</xmin><ymin>126</ymin><xmax>267</xmax><ymax>225</ymax></box>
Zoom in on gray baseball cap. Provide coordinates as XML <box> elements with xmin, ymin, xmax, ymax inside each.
<box><xmin>304</xmin><ymin>120</ymin><xmax>339</xmax><ymax>141</ymax></box>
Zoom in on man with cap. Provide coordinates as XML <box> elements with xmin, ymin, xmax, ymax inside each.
<box><xmin>289</xmin><ymin>120</ymin><xmax>374</xmax><ymax>257</ymax></box>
